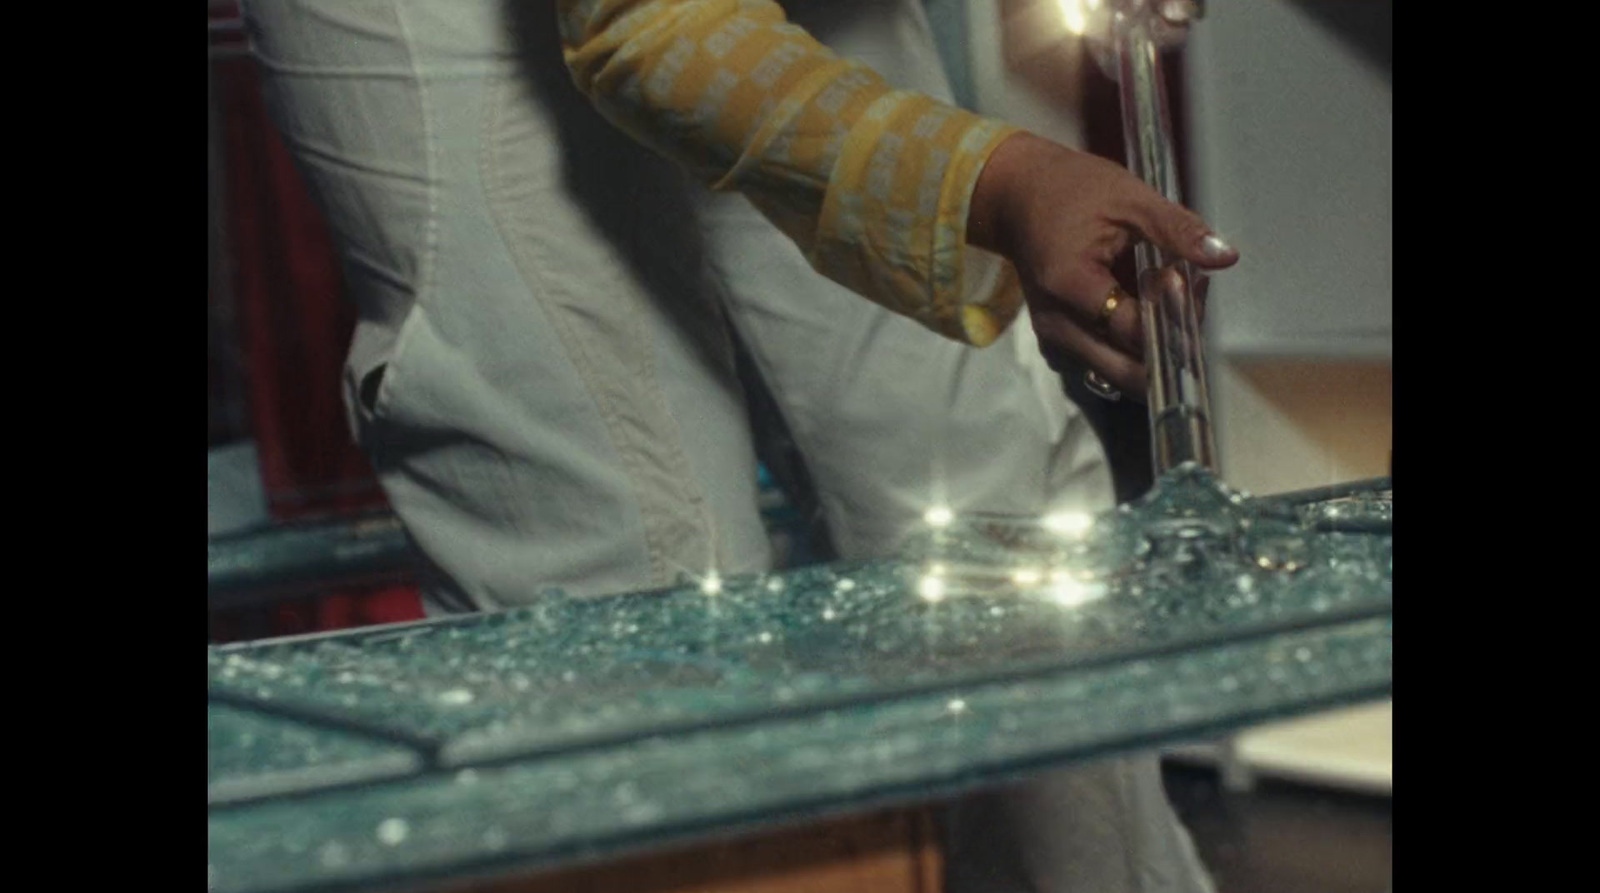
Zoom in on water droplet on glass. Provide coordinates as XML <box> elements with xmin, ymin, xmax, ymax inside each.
<box><xmin>946</xmin><ymin>698</ymin><xmax>968</xmax><ymax>715</ymax></box>
<box><xmin>319</xmin><ymin>842</ymin><xmax>351</xmax><ymax>868</ymax></box>
<box><xmin>623</xmin><ymin>802</ymin><xmax>665</xmax><ymax>825</ymax></box>
<box><xmin>376</xmin><ymin>818</ymin><xmax>409</xmax><ymax>846</ymax></box>
<box><xmin>757</xmin><ymin>631</ymin><xmax>773</xmax><ymax>644</ymax></box>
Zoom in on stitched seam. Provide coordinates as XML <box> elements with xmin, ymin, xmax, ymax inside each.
<box><xmin>479</xmin><ymin>71</ymin><xmax>698</xmax><ymax>586</ymax></box>
<box><xmin>378</xmin><ymin>1</ymin><xmax>440</xmax><ymax>420</ymax></box>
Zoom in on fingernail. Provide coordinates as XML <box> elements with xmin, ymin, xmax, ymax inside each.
<box><xmin>1200</xmin><ymin>234</ymin><xmax>1236</xmax><ymax>261</ymax></box>
<box><xmin>1159</xmin><ymin>0</ymin><xmax>1200</xmax><ymax>25</ymax></box>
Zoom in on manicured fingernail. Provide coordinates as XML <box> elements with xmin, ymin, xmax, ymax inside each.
<box><xmin>1160</xmin><ymin>0</ymin><xmax>1200</xmax><ymax>26</ymax></box>
<box><xmin>1200</xmin><ymin>234</ymin><xmax>1236</xmax><ymax>261</ymax></box>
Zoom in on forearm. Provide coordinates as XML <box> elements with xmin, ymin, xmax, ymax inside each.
<box><xmin>558</xmin><ymin>0</ymin><xmax>1025</xmax><ymax>345</ymax></box>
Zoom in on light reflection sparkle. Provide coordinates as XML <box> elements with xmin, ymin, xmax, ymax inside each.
<box><xmin>1011</xmin><ymin>567</ymin><xmax>1044</xmax><ymax>586</ymax></box>
<box><xmin>1047</xmin><ymin>576</ymin><xmax>1107</xmax><ymax>608</ymax></box>
<box><xmin>1043</xmin><ymin>511</ymin><xmax>1094</xmax><ymax>537</ymax></box>
<box><xmin>1058</xmin><ymin>0</ymin><xmax>1088</xmax><ymax>35</ymax></box>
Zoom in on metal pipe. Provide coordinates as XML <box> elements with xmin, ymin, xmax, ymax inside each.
<box><xmin>1111</xmin><ymin>3</ymin><xmax>1218</xmax><ymax>475</ymax></box>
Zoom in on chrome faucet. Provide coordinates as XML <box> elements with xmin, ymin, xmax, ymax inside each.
<box><xmin>1079</xmin><ymin>0</ymin><xmax>1217</xmax><ymax>476</ymax></box>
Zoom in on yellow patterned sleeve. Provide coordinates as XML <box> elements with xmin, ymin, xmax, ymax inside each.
<box><xmin>557</xmin><ymin>0</ymin><xmax>1024</xmax><ymax>346</ymax></box>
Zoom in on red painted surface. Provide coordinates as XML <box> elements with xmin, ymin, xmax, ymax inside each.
<box><xmin>210</xmin><ymin>6</ymin><xmax>422</xmax><ymax>639</ymax></box>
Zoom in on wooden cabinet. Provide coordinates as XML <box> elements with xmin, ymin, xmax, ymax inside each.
<box><xmin>442</xmin><ymin>808</ymin><xmax>943</xmax><ymax>893</ymax></box>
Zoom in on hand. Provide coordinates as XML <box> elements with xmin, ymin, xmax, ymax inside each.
<box><xmin>967</xmin><ymin>131</ymin><xmax>1238</xmax><ymax>397</ymax></box>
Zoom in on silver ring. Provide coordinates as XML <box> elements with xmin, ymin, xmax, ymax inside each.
<box><xmin>1084</xmin><ymin>370</ymin><xmax>1122</xmax><ymax>401</ymax></box>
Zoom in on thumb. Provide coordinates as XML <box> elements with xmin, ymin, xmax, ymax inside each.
<box><xmin>1129</xmin><ymin>191</ymin><xmax>1239</xmax><ymax>271</ymax></box>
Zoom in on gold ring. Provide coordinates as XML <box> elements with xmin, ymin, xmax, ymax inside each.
<box><xmin>1097</xmin><ymin>287</ymin><xmax>1125</xmax><ymax>331</ymax></box>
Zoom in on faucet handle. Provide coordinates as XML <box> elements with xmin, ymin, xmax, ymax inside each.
<box><xmin>1074</xmin><ymin>0</ymin><xmax>1202</xmax><ymax>80</ymax></box>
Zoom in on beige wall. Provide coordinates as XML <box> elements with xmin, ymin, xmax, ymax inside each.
<box><xmin>1211</xmin><ymin>359</ymin><xmax>1392</xmax><ymax>496</ymax></box>
<box><xmin>967</xmin><ymin>0</ymin><xmax>1392</xmax><ymax>792</ymax></box>
<box><xmin>1206</xmin><ymin>358</ymin><xmax>1391</xmax><ymax>792</ymax></box>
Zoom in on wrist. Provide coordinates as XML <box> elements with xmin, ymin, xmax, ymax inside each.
<box><xmin>966</xmin><ymin>130</ymin><xmax>1050</xmax><ymax>257</ymax></box>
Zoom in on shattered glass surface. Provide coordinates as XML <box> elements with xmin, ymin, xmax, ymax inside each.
<box><xmin>208</xmin><ymin>467</ymin><xmax>1392</xmax><ymax>893</ymax></box>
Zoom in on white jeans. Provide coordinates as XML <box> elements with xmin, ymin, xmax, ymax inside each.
<box><xmin>244</xmin><ymin>2</ymin><xmax>1210</xmax><ymax>890</ymax></box>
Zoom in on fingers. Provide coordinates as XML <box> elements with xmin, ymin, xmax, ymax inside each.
<box><xmin>1118</xmin><ymin>184</ymin><xmax>1239</xmax><ymax>271</ymax></box>
<box><xmin>1045</xmin><ymin>263</ymin><xmax>1144</xmax><ymax>358</ymax></box>
<box><xmin>1029</xmin><ymin>305</ymin><xmax>1148</xmax><ymax>398</ymax></box>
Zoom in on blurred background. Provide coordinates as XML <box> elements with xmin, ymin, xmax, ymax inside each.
<box><xmin>208</xmin><ymin>2</ymin><xmax>1390</xmax><ymax>890</ymax></box>
<box><xmin>952</xmin><ymin>7</ymin><xmax>1391</xmax><ymax>890</ymax></box>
